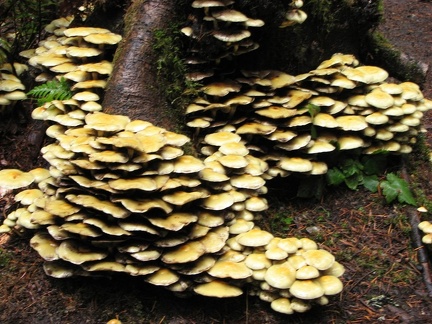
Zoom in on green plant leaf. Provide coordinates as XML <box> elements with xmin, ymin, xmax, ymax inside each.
<box><xmin>341</xmin><ymin>159</ymin><xmax>363</xmax><ymax>177</ymax></box>
<box><xmin>344</xmin><ymin>173</ymin><xmax>362</xmax><ymax>190</ymax></box>
<box><xmin>362</xmin><ymin>174</ymin><xmax>379</xmax><ymax>193</ymax></box>
<box><xmin>306</xmin><ymin>103</ymin><xmax>321</xmax><ymax>118</ymax></box>
<box><xmin>326</xmin><ymin>167</ymin><xmax>345</xmax><ymax>186</ymax></box>
<box><xmin>380</xmin><ymin>173</ymin><xmax>416</xmax><ymax>205</ymax></box>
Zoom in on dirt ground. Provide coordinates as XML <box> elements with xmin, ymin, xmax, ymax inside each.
<box><xmin>2</xmin><ymin>0</ymin><xmax>432</xmax><ymax>323</ymax></box>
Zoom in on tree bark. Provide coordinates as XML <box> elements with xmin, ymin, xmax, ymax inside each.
<box><xmin>102</xmin><ymin>0</ymin><xmax>177</xmax><ymax>130</ymax></box>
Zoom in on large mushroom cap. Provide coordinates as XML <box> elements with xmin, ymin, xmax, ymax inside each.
<box><xmin>289</xmin><ymin>279</ymin><xmax>324</xmax><ymax>299</ymax></box>
<box><xmin>193</xmin><ymin>280</ymin><xmax>243</xmax><ymax>298</ymax></box>
<box><xmin>63</xmin><ymin>27</ymin><xmax>112</xmax><ymax>37</ymax></box>
<box><xmin>85</xmin><ymin>112</ymin><xmax>131</xmax><ymax>132</ymax></box>
<box><xmin>302</xmin><ymin>249</ymin><xmax>335</xmax><ymax>270</ymax></box>
<box><xmin>56</xmin><ymin>240</ymin><xmax>108</xmax><ymax>265</ymax></box>
<box><xmin>264</xmin><ymin>262</ymin><xmax>296</xmax><ymax>289</ymax></box>
<box><xmin>208</xmin><ymin>260</ymin><xmax>253</xmax><ymax>279</ymax></box>
<box><xmin>236</xmin><ymin>228</ymin><xmax>274</xmax><ymax>247</ymax></box>
<box><xmin>0</xmin><ymin>169</ymin><xmax>35</xmax><ymax>189</ymax></box>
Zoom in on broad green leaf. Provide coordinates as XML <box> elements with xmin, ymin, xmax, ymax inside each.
<box><xmin>362</xmin><ymin>174</ymin><xmax>379</xmax><ymax>193</ymax></box>
<box><xmin>380</xmin><ymin>173</ymin><xmax>416</xmax><ymax>205</ymax></box>
<box><xmin>306</xmin><ymin>103</ymin><xmax>321</xmax><ymax>118</ymax></box>
<box><xmin>326</xmin><ymin>168</ymin><xmax>345</xmax><ymax>186</ymax></box>
<box><xmin>344</xmin><ymin>173</ymin><xmax>362</xmax><ymax>190</ymax></box>
<box><xmin>341</xmin><ymin>159</ymin><xmax>362</xmax><ymax>177</ymax></box>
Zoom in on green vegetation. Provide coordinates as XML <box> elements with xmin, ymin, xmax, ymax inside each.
<box><xmin>380</xmin><ymin>173</ymin><xmax>416</xmax><ymax>205</ymax></box>
<box><xmin>153</xmin><ymin>26</ymin><xmax>201</xmax><ymax>105</ymax></box>
<box><xmin>326</xmin><ymin>153</ymin><xmax>387</xmax><ymax>192</ymax></box>
<box><xmin>0</xmin><ymin>0</ymin><xmax>58</xmax><ymax>57</ymax></box>
<box><xmin>0</xmin><ymin>248</ymin><xmax>12</xmax><ymax>268</ymax></box>
<box><xmin>367</xmin><ymin>31</ymin><xmax>426</xmax><ymax>84</ymax></box>
<box><xmin>27</xmin><ymin>77</ymin><xmax>73</xmax><ymax>106</ymax></box>
<box><xmin>325</xmin><ymin>153</ymin><xmax>416</xmax><ymax>206</ymax></box>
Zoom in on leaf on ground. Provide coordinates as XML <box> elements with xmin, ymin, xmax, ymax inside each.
<box><xmin>362</xmin><ymin>174</ymin><xmax>379</xmax><ymax>193</ymax></box>
<box><xmin>326</xmin><ymin>168</ymin><xmax>345</xmax><ymax>186</ymax></box>
<box><xmin>380</xmin><ymin>173</ymin><xmax>416</xmax><ymax>205</ymax></box>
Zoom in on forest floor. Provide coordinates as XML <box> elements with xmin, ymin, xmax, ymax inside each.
<box><xmin>2</xmin><ymin>0</ymin><xmax>432</xmax><ymax>323</ymax></box>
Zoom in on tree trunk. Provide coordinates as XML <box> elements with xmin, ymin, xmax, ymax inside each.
<box><xmin>102</xmin><ymin>0</ymin><xmax>177</xmax><ymax>130</ymax></box>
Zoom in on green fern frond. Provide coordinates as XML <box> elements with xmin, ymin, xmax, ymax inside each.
<box><xmin>27</xmin><ymin>77</ymin><xmax>73</xmax><ymax>105</ymax></box>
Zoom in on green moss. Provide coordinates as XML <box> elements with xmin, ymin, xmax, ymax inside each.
<box><xmin>0</xmin><ymin>248</ymin><xmax>12</xmax><ymax>268</ymax></box>
<box><xmin>152</xmin><ymin>24</ymin><xmax>202</xmax><ymax>136</ymax></box>
<box><xmin>153</xmin><ymin>26</ymin><xmax>201</xmax><ymax>103</ymax></box>
<box><xmin>367</xmin><ymin>31</ymin><xmax>426</xmax><ymax>84</ymax></box>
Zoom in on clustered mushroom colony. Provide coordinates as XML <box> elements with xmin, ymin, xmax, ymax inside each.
<box><xmin>0</xmin><ymin>0</ymin><xmax>430</xmax><ymax>316</ymax></box>
<box><xmin>0</xmin><ymin>61</ymin><xmax>28</xmax><ymax>114</ymax></box>
<box><xmin>0</xmin><ymin>7</ymin><xmax>348</xmax><ymax>315</ymax></box>
<box><xmin>182</xmin><ymin>0</ymin><xmax>432</xmax><ymax>180</ymax></box>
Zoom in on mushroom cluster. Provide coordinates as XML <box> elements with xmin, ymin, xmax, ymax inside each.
<box><xmin>17</xmin><ymin>1</ymin><xmax>432</xmax><ymax>315</ymax></box>
<box><xmin>418</xmin><ymin>220</ymin><xmax>432</xmax><ymax>245</ymax></box>
<box><xmin>0</xmin><ymin>61</ymin><xmax>28</xmax><ymax>114</ymax></box>
<box><xmin>1</xmin><ymin>101</ymin><xmax>343</xmax><ymax>313</ymax></box>
<box><xmin>182</xmin><ymin>0</ymin><xmax>432</xmax><ymax>179</ymax></box>
<box><xmin>181</xmin><ymin>0</ymin><xmax>264</xmax><ymax>82</ymax></box>
<box><xmin>186</xmin><ymin>59</ymin><xmax>431</xmax><ymax>179</ymax></box>
<box><xmin>280</xmin><ymin>0</ymin><xmax>308</xmax><ymax>28</ymax></box>
<box><xmin>0</xmin><ymin>15</ymin><xmax>344</xmax><ymax>308</ymax></box>
<box><xmin>21</xmin><ymin>15</ymin><xmax>118</xmax><ymax>112</ymax></box>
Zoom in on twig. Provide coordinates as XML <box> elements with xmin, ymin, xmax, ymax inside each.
<box><xmin>400</xmin><ymin>161</ymin><xmax>432</xmax><ymax>297</ymax></box>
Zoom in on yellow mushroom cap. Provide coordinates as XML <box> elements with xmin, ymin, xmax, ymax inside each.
<box><xmin>202</xmin><ymin>192</ymin><xmax>235</xmax><ymax>210</ymax></box>
<box><xmin>278</xmin><ymin>157</ymin><xmax>313</xmax><ymax>172</ymax></box>
<box><xmin>314</xmin><ymin>275</ymin><xmax>344</xmax><ymax>295</ymax></box>
<box><xmin>30</xmin><ymin>233</ymin><xmax>60</xmax><ymax>261</ymax></box>
<box><xmin>208</xmin><ymin>260</ymin><xmax>253</xmax><ymax>279</ymax></box>
<box><xmin>289</xmin><ymin>279</ymin><xmax>324</xmax><ymax>299</ymax></box>
<box><xmin>145</xmin><ymin>268</ymin><xmax>179</xmax><ymax>286</ymax></box>
<box><xmin>245</xmin><ymin>253</ymin><xmax>272</xmax><ymax>270</ymax></box>
<box><xmin>63</xmin><ymin>27</ymin><xmax>111</xmax><ymax>37</ymax></box>
<box><xmin>212</xmin><ymin>9</ymin><xmax>248</xmax><ymax>22</ymax></box>
<box><xmin>148</xmin><ymin>213</ymin><xmax>198</xmax><ymax>231</ymax></box>
<box><xmin>336</xmin><ymin>115</ymin><xmax>368</xmax><ymax>131</ymax></box>
<box><xmin>193</xmin><ymin>280</ymin><xmax>243</xmax><ymax>298</ymax></box>
<box><xmin>85</xmin><ymin>112</ymin><xmax>130</xmax><ymax>132</ymax></box>
<box><xmin>84</xmin><ymin>32</ymin><xmax>122</xmax><ymax>45</ymax></box>
<box><xmin>236</xmin><ymin>228</ymin><xmax>274</xmax><ymax>247</ymax></box>
<box><xmin>204</xmin><ymin>131</ymin><xmax>242</xmax><ymax>146</ymax></box>
<box><xmin>264</xmin><ymin>262</ymin><xmax>297</xmax><ymax>289</ymax></box>
<box><xmin>271</xmin><ymin>298</ymin><xmax>294</xmax><ymax>315</ymax></box>
<box><xmin>56</xmin><ymin>240</ymin><xmax>108</xmax><ymax>265</ymax></box>
<box><xmin>302</xmin><ymin>249</ymin><xmax>335</xmax><ymax>270</ymax></box>
<box><xmin>295</xmin><ymin>265</ymin><xmax>320</xmax><ymax>279</ymax></box>
<box><xmin>337</xmin><ymin>135</ymin><xmax>365</xmax><ymax>150</ymax></box>
<box><xmin>365</xmin><ymin>89</ymin><xmax>394</xmax><ymax>109</ymax></box>
<box><xmin>313</xmin><ymin>113</ymin><xmax>338</xmax><ymax>128</ymax></box>
<box><xmin>161</xmin><ymin>241</ymin><xmax>206</xmax><ymax>264</ymax></box>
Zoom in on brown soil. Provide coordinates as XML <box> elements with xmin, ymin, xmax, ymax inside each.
<box><xmin>2</xmin><ymin>1</ymin><xmax>432</xmax><ymax>323</ymax></box>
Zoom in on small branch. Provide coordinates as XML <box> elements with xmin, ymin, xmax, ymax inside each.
<box><xmin>400</xmin><ymin>161</ymin><xmax>432</xmax><ymax>297</ymax></box>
